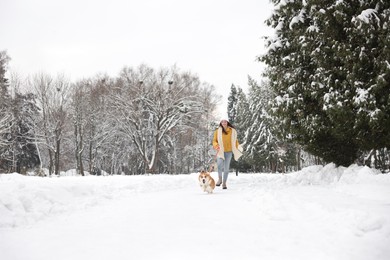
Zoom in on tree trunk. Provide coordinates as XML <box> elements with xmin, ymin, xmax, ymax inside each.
<box><xmin>74</xmin><ymin>123</ymin><xmax>84</xmax><ymax>176</ymax></box>
<box><xmin>297</xmin><ymin>146</ymin><xmax>301</xmax><ymax>171</ymax></box>
<box><xmin>55</xmin><ymin>139</ymin><xmax>61</xmax><ymax>175</ymax></box>
<box><xmin>48</xmin><ymin>149</ymin><xmax>53</xmax><ymax>176</ymax></box>
<box><xmin>89</xmin><ymin>141</ymin><xmax>93</xmax><ymax>174</ymax></box>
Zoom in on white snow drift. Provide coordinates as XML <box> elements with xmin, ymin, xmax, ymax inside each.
<box><xmin>0</xmin><ymin>163</ymin><xmax>389</xmax><ymax>260</ymax></box>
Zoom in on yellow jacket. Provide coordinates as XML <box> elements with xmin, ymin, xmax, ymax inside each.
<box><xmin>212</xmin><ymin>127</ymin><xmax>239</xmax><ymax>152</ymax></box>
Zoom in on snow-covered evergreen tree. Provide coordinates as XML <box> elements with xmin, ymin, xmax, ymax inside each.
<box><xmin>227</xmin><ymin>84</ymin><xmax>252</xmax><ymax>172</ymax></box>
<box><xmin>0</xmin><ymin>51</ymin><xmax>12</xmax><ymax>172</ymax></box>
<box><xmin>0</xmin><ymin>51</ymin><xmax>11</xmax><ymax>111</ymax></box>
<box><xmin>9</xmin><ymin>92</ymin><xmax>40</xmax><ymax>173</ymax></box>
<box><xmin>0</xmin><ymin>52</ymin><xmax>41</xmax><ymax>173</ymax></box>
<box><xmin>243</xmin><ymin>77</ymin><xmax>281</xmax><ymax>172</ymax></box>
<box><xmin>227</xmin><ymin>84</ymin><xmax>238</xmax><ymax>125</ymax></box>
<box><xmin>233</xmin><ymin>85</ymin><xmax>251</xmax><ymax>142</ymax></box>
<box><xmin>261</xmin><ymin>0</ymin><xmax>390</xmax><ymax>166</ymax></box>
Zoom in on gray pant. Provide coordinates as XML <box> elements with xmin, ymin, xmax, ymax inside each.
<box><xmin>217</xmin><ymin>152</ymin><xmax>233</xmax><ymax>183</ymax></box>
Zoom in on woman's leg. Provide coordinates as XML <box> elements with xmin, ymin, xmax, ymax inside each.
<box><xmin>223</xmin><ymin>152</ymin><xmax>233</xmax><ymax>188</ymax></box>
<box><xmin>216</xmin><ymin>157</ymin><xmax>224</xmax><ymax>185</ymax></box>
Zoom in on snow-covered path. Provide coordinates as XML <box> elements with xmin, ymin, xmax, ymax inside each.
<box><xmin>1</xmin><ymin>164</ymin><xmax>390</xmax><ymax>260</ymax></box>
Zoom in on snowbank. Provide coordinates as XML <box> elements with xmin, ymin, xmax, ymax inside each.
<box><xmin>283</xmin><ymin>163</ymin><xmax>386</xmax><ymax>185</ymax></box>
<box><xmin>0</xmin><ymin>164</ymin><xmax>388</xmax><ymax>228</ymax></box>
<box><xmin>1</xmin><ymin>164</ymin><xmax>390</xmax><ymax>260</ymax></box>
<box><xmin>0</xmin><ymin>173</ymin><xmax>193</xmax><ymax>228</ymax></box>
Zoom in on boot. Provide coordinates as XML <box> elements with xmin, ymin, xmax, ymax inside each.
<box><xmin>216</xmin><ymin>178</ymin><xmax>222</xmax><ymax>186</ymax></box>
<box><xmin>222</xmin><ymin>182</ymin><xmax>227</xmax><ymax>189</ymax></box>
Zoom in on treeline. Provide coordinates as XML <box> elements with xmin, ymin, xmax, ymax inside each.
<box><xmin>228</xmin><ymin>0</ymin><xmax>390</xmax><ymax>173</ymax></box>
<box><xmin>1</xmin><ymin>1</ymin><xmax>389</xmax><ymax>175</ymax></box>
<box><xmin>0</xmin><ymin>54</ymin><xmax>220</xmax><ymax>175</ymax></box>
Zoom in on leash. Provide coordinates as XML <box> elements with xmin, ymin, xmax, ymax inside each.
<box><xmin>208</xmin><ymin>152</ymin><xmax>218</xmax><ymax>172</ymax></box>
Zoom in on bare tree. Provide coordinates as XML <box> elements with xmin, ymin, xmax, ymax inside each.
<box><xmin>70</xmin><ymin>75</ymin><xmax>116</xmax><ymax>175</ymax></box>
<box><xmin>0</xmin><ymin>113</ymin><xmax>12</xmax><ymax>148</ymax></box>
<box><xmin>110</xmin><ymin>65</ymin><xmax>205</xmax><ymax>173</ymax></box>
<box><xmin>71</xmin><ymin>81</ymin><xmax>86</xmax><ymax>176</ymax></box>
<box><xmin>5</xmin><ymin>64</ymin><xmax>219</xmax><ymax>175</ymax></box>
<box><xmin>32</xmin><ymin>73</ymin><xmax>71</xmax><ymax>175</ymax></box>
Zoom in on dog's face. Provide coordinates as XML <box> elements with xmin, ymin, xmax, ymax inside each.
<box><xmin>198</xmin><ymin>170</ymin><xmax>215</xmax><ymax>193</ymax></box>
<box><xmin>199</xmin><ymin>170</ymin><xmax>211</xmax><ymax>184</ymax></box>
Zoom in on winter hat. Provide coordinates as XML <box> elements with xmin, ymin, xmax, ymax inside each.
<box><xmin>219</xmin><ymin>112</ymin><xmax>229</xmax><ymax>123</ymax></box>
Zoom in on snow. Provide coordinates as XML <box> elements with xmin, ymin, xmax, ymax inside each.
<box><xmin>355</xmin><ymin>9</ymin><xmax>380</xmax><ymax>24</ymax></box>
<box><xmin>289</xmin><ymin>9</ymin><xmax>306</xmax><ymax>29</ymax></box>
<box><xmin>354</xmin><ymin>87</ymin><xmax>369</xmax><ymax>105</ymax></box>
<box><xmin>1</xmin><ymin>164</ymin><xmax>390</xmax><ymax>260</ymax></box>
<box><xmin>275</xmin><ymin>20</ymin><xmax>284</xmax><ymax>31</ymax></box>
<box><xmin>306</xmin><ymin>25</ymin><xmax>319</xmax><ymax>33</ymax></box>
<box><xmin>267</xmin><ymin>35</ymin><xmax>283</xmax><ymax>51</ymax></box>
<box><xmin>275</xmin><ymin>0</ymin><xmax>293</xmax><ymax>10</ymax></box>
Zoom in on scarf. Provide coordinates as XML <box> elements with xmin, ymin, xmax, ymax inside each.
<box><xmin>217</xmin><ymin>127</ymin><xmax>243</xmax><ymax>161</ymax></box>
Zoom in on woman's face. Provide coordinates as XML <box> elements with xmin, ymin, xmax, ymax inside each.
<box><xmin>221</xmin><ymin>120</ymin><xmax>228</xmax><ymax>127</ymax></box>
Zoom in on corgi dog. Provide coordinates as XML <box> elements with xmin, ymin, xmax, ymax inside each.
<box><xmin>198</xmin><ymin>170</ymin><xmax>216</xmax><ymax>194</ymax></box>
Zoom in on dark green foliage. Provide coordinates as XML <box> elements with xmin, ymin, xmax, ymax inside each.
<box><xmin>0</xmin><ymin>51</ymin><xmax>10</xmax><ymax>104</ymax></box>
<box><xmin>11</xmin><ymin>93</ymin><xmax>41</xmax><ymax>172</ymax></box>
<box><xmin>261</xmin><ymin>0</ymin><xmax>390</xmax><ymax>166</ymax></box>
<box><xmin>0</xmin><ymin>50</ymin><xmax>40</xmax><ymax>173</ymax></box>
<box><xmin>227</xmin><ymin>84</ymin><xmax>252</xmax><ymax>172</ymax></box>
<box><xmin>0</xmin><ymin>51</ymin><xmax>12</xmax><ymax>171</ymax></box>
<box><xmin>227</xmin><ymin>77</ymin><xmax>300</xmax><ymax>172</ymax></box>
<box><xmin>227</xmin><ymin>84</ymin><xmax>238</xmax><ymax>125</ymax></box>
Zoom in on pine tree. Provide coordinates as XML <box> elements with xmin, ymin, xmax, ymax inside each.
<box><xmin>261</xmin><ymin>0</ymin><xmax>390</xmax><ymax>167</ymax></box>
<box><xmin>234</xmin><ymin>86</ymin><xmax>251</xmax><ymax>141</ymax></box>
<box><xmin>0</xmin><ymin>51</ymin><xmax>11</xmax><ymax>108</ymax></box>
<box><xmin>0</xmin><ymin>51</ymin><xmax>40</xmax><ymax>173</ymax></box>
<box><xmin>227</xmin><ymin>84</ymin><xmax>238</xmax><ymax>125</ymax></box>
<box><xmin>0</xmin><ymin>51</ymin><xmax>12</xmax><ymax>172</ymax></box>
<box><xmin>9</xmin><ymin>92</ymin><xmax>41</xmax><ymax>173</ymax></box>
<box><xmin>227</xmin><ymin>84</ymin><xmax>252</xmax><ymax>172</ymax></box>
<box><xmin>243</xmin><ymin>77</ymin><xmax>281</xmax><ymax>172</ymax></box>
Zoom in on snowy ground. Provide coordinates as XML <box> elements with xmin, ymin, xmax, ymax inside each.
<box><xmin>1</xmin><ymin>164</ymin><xmax>390</xmax><ymax>260</ymax></box>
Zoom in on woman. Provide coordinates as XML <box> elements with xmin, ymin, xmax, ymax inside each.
<box><xmin>212</xmin><ymin>118</ymin><xmax>243</xmax><ymax>189</ymax></box>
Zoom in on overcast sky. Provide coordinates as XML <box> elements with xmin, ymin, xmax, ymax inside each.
<box><xmin>1</xmin><ymin>0</ymin><xmax>273</xmax><ymax>116</ymax></box>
